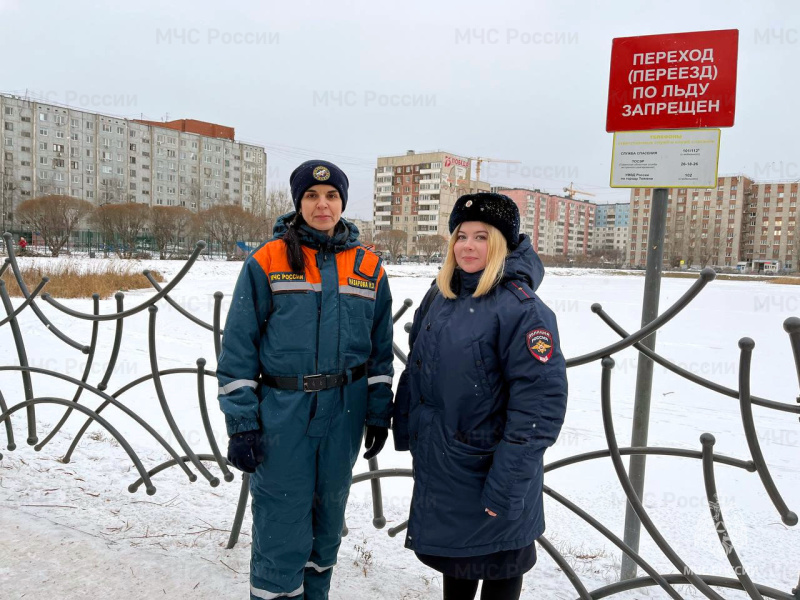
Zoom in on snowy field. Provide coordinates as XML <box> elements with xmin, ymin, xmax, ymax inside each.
<box><xmin>1</xmin><ymin>257</ymin><xmax>799</xmax><ymax>599</ymax></box>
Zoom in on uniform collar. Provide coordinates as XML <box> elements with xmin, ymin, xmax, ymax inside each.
<box><xmin>454</xmin><ymin>268</ymin><xmax>483</xmax><ymax>297</ymax></box>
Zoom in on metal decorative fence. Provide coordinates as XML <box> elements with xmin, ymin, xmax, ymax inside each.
<box><xmin>1</xmin><ymin>231</ymin><xmax>798</xmax><ymax>599</ymax></box>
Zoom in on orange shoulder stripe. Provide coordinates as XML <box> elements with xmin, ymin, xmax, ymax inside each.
<box><xmin>252</xmin><ymin>239</ymin><xmax>321</xmax><ymax>284</ymax></box>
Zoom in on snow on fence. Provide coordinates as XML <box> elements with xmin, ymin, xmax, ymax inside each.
<box><xmin>1</xmin><ymin>232</ymin><xmax>799</xmax><ymax>599</ymax></box>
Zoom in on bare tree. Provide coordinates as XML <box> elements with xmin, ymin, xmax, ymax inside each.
<box><xmin>415</xmin><ymin>234</ymin><xmax>447</xmax><ymax>263</ymax></box>
<box><xmin>99</xmin><ymin>178</ymin><xmax>123</xmax><ymax>205</ymax></box>
<box><xmin>700</xmin><ymin>231</ymin><xmax>720</xmax><ymax>268</ymax></box>
<box><xmin>376</xmin><ymin>229</ymin><xmax>408</xmax><ymax>262</ymax></box>
<box><xmin>251</xmin><ymin>169</ymin><xmax>267</xmax><ymax>217</ymax></box>
<box><xmin>16</xmin><ymin>195</ymin><xmax>93</xmax><ymax>257</ymax></box>
<box><xmin>187</xmin><ymin>180</ymin><xmax>203</xmax><ymax>212</ymax></box>
<box><xmin>91</xmin><ymin>203</ymin><xmax>150</xmax><ymax>258</ymax></box>
<box><xmin>262</xmin><ymin>186</ymin><xmax>294</xmax><ymax>233</ymax></box>
<box><xmin>149</xmin><ymin>206</ymin><xmax>193</xmax><ymax>259</ymax></box>
<box><xmin>198</xmin><ymin>204</ymin><xmax>253</xmax><ymax>259</ymax></box>
<box><xmin>2</xmin><ymin>176</ymin><xmax>20</xmax><ymax>237</ymax></box>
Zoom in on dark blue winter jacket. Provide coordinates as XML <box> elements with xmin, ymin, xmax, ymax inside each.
<box><xmin>393</xmin><ymin>234</ymin><xmax>568</xmax><ymax>557</ymax></box>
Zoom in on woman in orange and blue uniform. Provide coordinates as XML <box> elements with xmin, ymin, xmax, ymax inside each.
<box><xmin>217</xmin><ymin>160</ymin><xmax>395</xmax><ymax>600</ymax></box>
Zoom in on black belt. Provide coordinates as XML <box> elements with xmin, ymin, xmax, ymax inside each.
<box><xmin>261</xmin><ymin>363</ymin><xmax>367</xmax><ymax>392</ymax></box>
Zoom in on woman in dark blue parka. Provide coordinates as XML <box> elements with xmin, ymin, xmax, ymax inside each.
<box><xmin>393</xmin><ymin>192</ymin><xmax>568</xmax><ymax>600</ymax></box>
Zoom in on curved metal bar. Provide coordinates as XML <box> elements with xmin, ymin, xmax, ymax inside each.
<box><xmin>213</xmin><ymin>291</ymin><xmax>223</xmax><ymax>360</ymax></box>
<box><xmin>600</xmin><ymin>356</ymin><xmax>724</xmax><ymax>600</ymax></box>
<box><xmin>97</xmin><ymin>292</ymin><xmax>125</xmax><ymax>392</ymax></box>
<box><xmin>392</xmin><ymin>299</ymin><xmax>413</xmax><ymax>324</ymax></box>
<box><xmin>0</xmin><ymin>279</ymin><xmax>37</xmax><ymax>445</ymax></box>
<box><xmin>0</xmin><ymin>389</ymin><xmax>16</xmax><ymax>454</ymax></box>
<box><xmin>127</xmin><ymin>453</ymin><xmax>223</xmax><ymax>492</ymax></box>
<box><xmin>0</xmin><ymin>397</ymin><xmax>156</xmax><ymax>495</ymax></box>
<box><xmin>0</xmin><ymin>256</ymin><xmax>9</xmax><ymax>278</ymax></box>
<box><xmin>35</xmin><ymin>294</ymin><xmax>101</xmax><ymax>451</ymax></box>
<box><xmin>700</xmin><ymin>433</ymin><xmax>765</xmax><ymax>599</ymax></box>
<box><xmin>737</xmin><ymin>338</ymin><xmax>798</xmax><ymax>526</ymax></box>
<box><xmin>111</xmin><ymin>367</ymin><xmax>217</xmax><ymax>398</ymax></box>
<box><xmin>588</xmin><ymin>574</ymin><xmax>796</xmax><ymax>600</ymax></box>
<box><xmin>544</xmin><ymin>485</ymin><xmax>685</xmax><ymax>600</ymax></box>
<box><xmin>0</xmin><ymin>276</ymin><xmax>49</xmax><ymax>327</ymax></box>
<box><xmin>566</xmin><ymin>268</ymin><xmax>716</xmax><ymax>368</ymax></box>
<box><xmin>227</xmin><ymin>473</ymin><xmax>250</xmax><ymax>550</ymax></box>
<box><xmin>1</xmin><ymin>232</ymin><xmax>88</xmax><ymax>352</ymax></box>
<box><xmin>39</xmin><ymin>241</ymin><xmax>207</xmax><ymax>321</ymax></box>
<box><xmin>544</xmin><ymin>446</ymin><xmax>755</xmax><ymax>474</ymax></box>
<box><xmin>147</xmin><ymin>306</ymin><xmax>217</xmax><ymax>485</ymax></box>
<box><xmin>0</xmin><ymin>365</ymin><xmax>193</xmax><ymax>481</ymax></box>
<box><xmin>144</xmin><ymin>271</ymin><xmax>213</xmax><ymax>332</ymax></box>
<box><xmin>65</xmin><ymin>367</ymin><xmax>215</xmax><ymax>465</ymax></box>
<box><xmin>593</xmin><ymin>304</ymin><xmax>800</xmax><ymax>415</ymax></box>
<box><xmin>387</xmin><ymin>521</ymin><xmax>408</xmax><ymax>538</ymax></box>
<box><xmin>392</xmin><ymin>341</ymin><xmax>407</xmax><ymax>365</ymax></box>
<box><xmin>196</xmin><ymin>358</ymin><xmax>233</xmax><ymax>482</ymax></box>
<box><xmin>350</xmin><ymin>468</ymin><xmax>414</xmax><ymax>484</ymax></box>
<box><xmin>535</xmin><ymin>535</ymin><xmax>592</xmax><ymax>600</ymax></box>
<box><xmin>367</xmin><ymin>455</ymin><xmax>386</xmax><ymax>529</ymax></box>
<box><xmin>783</xmin><ymin>317</ymin><xmax>800</xmax><ymax>407</ymax></box>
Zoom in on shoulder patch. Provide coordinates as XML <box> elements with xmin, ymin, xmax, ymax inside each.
<box><xmin>526</xmin><ymin>329</ymin><xmax>553</xmax><ymax>363</ymax></box>
<box><xmin>504</xmin><ymin>281</ymin><xmax>536</xmax><ymax>303</ymax></box>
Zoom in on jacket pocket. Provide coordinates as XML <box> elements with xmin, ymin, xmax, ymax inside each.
<box><xmin>343</xmin><ymin>297</ymin><xmax>375</xmax><ymax>356</ymax></box>
<box><xmin>470</xmin><ymin>340</ymin><xmax>493</xmax><ymax>402</ymax></box>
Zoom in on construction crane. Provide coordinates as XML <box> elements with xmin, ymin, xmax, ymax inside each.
<box><xmin>471</xmin><ymin>157</ymin><xmax>521</xmax><ymax>187</ymax></box>
<box><xmin>563</xmin><ymin>182</ymin><xmax>596</xmax><ymax>199</ymax></box>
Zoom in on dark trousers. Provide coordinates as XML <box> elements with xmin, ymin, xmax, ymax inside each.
<box><xmin>443</xmin><ymin>574</ymin><xmax>523</xmax><ymax>600</ymax></box>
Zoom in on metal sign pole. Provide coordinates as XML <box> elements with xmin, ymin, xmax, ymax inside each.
<box><xmin>620</xmin><ymin>186</ymin><xmax>668</xmax><ymax>580</ymax></box>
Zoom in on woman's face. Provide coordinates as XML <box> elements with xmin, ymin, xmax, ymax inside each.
<box><xmin>454</xmin><ymin>221</ymin><xmax>489</xmax><ymax>273</ymax></box>
<box><xmin>300</xmin><ymin>184</ymin><xmax>342</xmax><ymax>235</ymax></box>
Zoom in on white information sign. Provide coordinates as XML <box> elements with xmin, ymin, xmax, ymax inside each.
<box><xmin>610</xmin><ymin>129</ymin><xmax>721</xmax><ymax>188</ymax></box>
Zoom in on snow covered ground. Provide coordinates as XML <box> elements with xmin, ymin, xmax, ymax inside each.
<box><xmin>1</xmin><ymin>257</ymin><xmax>799</xmax><ymax>599</ymax></box>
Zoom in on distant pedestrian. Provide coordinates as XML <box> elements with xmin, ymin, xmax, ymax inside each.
<box><xmin>18</xmin><ymin>237</ymin><xmax>27</xmax><ymax>254</ymax></box>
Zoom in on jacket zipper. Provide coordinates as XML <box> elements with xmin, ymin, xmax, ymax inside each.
<box><xmin>315</xmin><ymin>251</ymin><xmax>324</xmax><ymax>374</ymax></box>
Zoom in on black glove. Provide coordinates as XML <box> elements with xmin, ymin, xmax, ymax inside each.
<box><xmin>363</xmin><ymin>425</ymin><xmax>388</xmax><ymax>460</ymax></box>
<box><xmin>227</xmin><ymin>429</ymin><xmax>265</xmax><ymax>473</ymax></box>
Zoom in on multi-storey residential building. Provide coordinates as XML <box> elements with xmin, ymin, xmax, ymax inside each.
<box><xmin>493</xmin><ymin>187</ymin><xmax>595</xmax><ymax>256</ymax></box>
<box><xmin>594</xmin><ymin>202</ymin><xmax>630</xmax><ymax>256</ymax></box>
<box><xmin>0</xmin><ymin>94</ymin><xmax>267</xmax><ymax>232</ymax></box>
<box><xmin>374</xmin><ymin>150</ymin><xmax>488</xmax><ymax>255</ymax></box>
<box><xmin>741</xmin><ymin>181</ymin><xmax>799</xmax><ymax>271</ymax></box>
<box><xmin>348</xmin><ymin>217</ymin><xmax>374</xmax><ymax>244</ymax></box>
<box><xmin>628</xmin><ymin>176</ymin><xmax>751</xmax><ymax>269</ymax></box>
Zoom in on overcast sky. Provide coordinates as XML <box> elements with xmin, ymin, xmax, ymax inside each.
<box><xmin>1</xmin><ymin>0</ymin><xmax>797</xmax><ymax>219</ymax></box>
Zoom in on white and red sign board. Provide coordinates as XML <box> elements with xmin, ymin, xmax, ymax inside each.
<box><xmin>610</xmin><ymin>129</ymin><xmax>721</xmax><ymax>188</ymax></box>
<box><xmin>606</xmin><ymin>29</ymin><xmax>738</xmax><ymax>132</ymax></box>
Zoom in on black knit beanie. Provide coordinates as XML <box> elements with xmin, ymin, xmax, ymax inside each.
<box><xmin>449</xmin><ymin>192</ymin><xmax>520</xmax><ymax>249</ymax></box>
<box><xmin>289</xmin><ymin>160</ymin><xmax>349</xmax><ymax>211</ymax></box>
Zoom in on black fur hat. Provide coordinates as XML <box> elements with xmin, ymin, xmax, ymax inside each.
<box><xmin>448</xmin><ymin>192</ymin><xmax>520</xmax><ymax>249</ymax></box>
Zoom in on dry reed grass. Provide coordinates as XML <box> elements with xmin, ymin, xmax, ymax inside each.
<box><xmin>1</xmin><ymin>260</ymin><xmax>165</xmax><ymax>299</ymax></box>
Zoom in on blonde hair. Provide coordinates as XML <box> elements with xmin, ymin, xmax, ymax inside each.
<box><xmin>436</xmin><ymin>222</ymin><xmax>509</xmax><ymax>299</ymax></box>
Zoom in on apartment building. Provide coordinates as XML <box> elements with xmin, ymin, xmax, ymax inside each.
<box><xmin>742</xmin><ymin>180</ymin><xmax>799</xmax><ymax>270</ymax></box>
<box><xmin>0</xmin><ymin>94</ymin><xmax>267</xmax><ymax>232</ymax></box>
<box><xmin>628</xmin><ymin>176</ymin><xmax>750</xmax><ymax>269</ymax></box>
<box><xmin>493</xmin><ymin>187</ymin><xmax>595</xmax><ymax>256</ymax></box>
<box><xmin>373</xmin><ymin>150</ymin><xmax>489</xmax><ymax>255</ymax></box>
<box><xmin>594</xmin><ymin>202</ymin><xmax>630</xmax><ymax>255</ymax></box>
<box><xmin>348</xmin><ymin>217</ymin><xmax>375</xmax><ymax>244</ymax></box>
